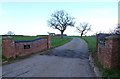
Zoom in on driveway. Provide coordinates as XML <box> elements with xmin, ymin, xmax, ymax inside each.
<box><xmin>2</xmin><ymin>37</ymin><xmax>96</xmax><ymax>77</ymax></box>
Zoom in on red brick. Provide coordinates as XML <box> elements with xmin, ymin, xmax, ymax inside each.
<box><xmin>97</xmin><ymin>36</ymin><xmax>120</xmax><ymax>69</ymax></box>
<box><xmin>2</xmin><ymin>35</ymin><xmax>51</xmax><ymax>58</ymax></box>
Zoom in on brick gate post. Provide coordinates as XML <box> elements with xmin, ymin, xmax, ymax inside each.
<box><xmin>47</xmin><ymin>35</ymin><xmax>51</xmax><ymax>49</ymax></box>
<box><xmin>105</xmin><ymin>35</ymin><xmax>120</xmax><ymax>68</ymax></box>
<box><xmin>2</xmin><ymin>36</ymin><xmax>16</xmax><ymax>58</ymax></box>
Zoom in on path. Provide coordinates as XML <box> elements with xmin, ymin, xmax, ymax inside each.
<box><xmin>41</xmin><ymin>38</ymin><xmax>89</xmax><ymax>59</ymax></box>
<box><xmin>2</xmin><ymin>37</ymin><xmax>96</xmax><ymax>77</ymax></box>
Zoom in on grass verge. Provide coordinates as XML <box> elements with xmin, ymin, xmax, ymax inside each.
<box><xmin>78</xmin><ymin>36</ymin><xmax>120</xmax><ymax>77</ymax></box>
<box><xmin>51</xmin><ymin>36</ymin><xmax>73</xmax><ymax>48</ymax></box>
<box><xmin>80</xmin><ymin>36</ymin><xmax>96</xmax><ymax>52</ymax></box>
<box><xmin>12</xmin><ymin>36</ymin><xmax>40</xmax><ymax>40</ymax></box>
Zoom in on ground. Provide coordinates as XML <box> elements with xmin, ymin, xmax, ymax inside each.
<box><xmin>2</xmin><ymin>37</ymin><xmax>95</xmax><ymax>77</ymax></box>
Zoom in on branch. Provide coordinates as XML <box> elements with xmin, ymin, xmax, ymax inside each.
<box><xmin>48</xmin><ymin>10</ymin><xmax>75</xmax><ymax>32</ymax></box>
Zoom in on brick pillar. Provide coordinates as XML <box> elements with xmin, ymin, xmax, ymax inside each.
<box><xmin>45</xmin><ymin>35</ymin><xmax>51</xmax><ymax>49</ymax></box>
<box><xmin>105</xmin><ymin>35</ymin><xmax>120</xmax><ymax>68</ymax></box>
<box><xmin>2</xmin><ymin>36</ymin><xmax>16</xmax><ymax>58</ymax></box>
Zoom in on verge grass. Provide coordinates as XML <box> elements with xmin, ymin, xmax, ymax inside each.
<box><xmin>70</xmin><ymin>36</ymin><xmax>96</xmax><ymax>52</ymax></box>
<box><xmin>77</xmin><ymin>36</ymin><xmax>120</xmax><ymax>77</ymax></box>
<box><xmin>12</xmin><ymin>36</ymin><xmax>40</xmax><ymax>40</ymax></box>
<box><xmin>51</xmin><ymin>36</ymin><xmax>72</xmax><ymax>48</ymax></box>
<box><xmin>80</xmin><ymin>36</ymin><xmax>96</xmax><ymax>52</ymax></box>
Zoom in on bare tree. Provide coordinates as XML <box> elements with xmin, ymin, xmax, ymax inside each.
<box><xmin>7</xmin><ymin>31</ymin><xmax>15</xmax><ymax>35</ymax></box>
<box><xmin>48</xmin><ymin>10</ymin><xmax>75</xmax><ymax>38</ymax></box>
<box><xmin>76</xmin><ymin>23</ymin><xmax>91</xmax><ymax>37</ymax></box>
<box><xmin>115</xmin><ymin>24</ymin><xmax>120</xmax><ymax>35</ymax></box>
<box><xmin>109</xmin><ymin>28</ymin><xmax>116</xmax><ymax>34</ymax></box>
<box><xmin>109</xmin><ymin>24</ymin><xmax>120</xmax><ymax>35</ymax></box>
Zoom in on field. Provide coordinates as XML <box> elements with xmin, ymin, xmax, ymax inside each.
<box><xmin>12</xmin><ymin>36</ymin><xmax>40</xmax><ymax>40</ymax></box>
<box><xmin>51</xmin><ymin>36</ymin><xmax>72</xmax><ymax>48</ymax></box>
<box><xmin>80</xmin><ymin>36</ymin><xmax>96</xmax><ymax>52</ymax></box>
<box><xmin>12</xmin><ymin>36</ymin><xmax>73</xmax><ymax>48</ymax></box>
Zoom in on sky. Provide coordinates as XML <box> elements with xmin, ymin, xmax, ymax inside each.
<box><xmin>0</xmin><ymin>0</ymin><xmax>119</xmax><ymax>36</ymax></box>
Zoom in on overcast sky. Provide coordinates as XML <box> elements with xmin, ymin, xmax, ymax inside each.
<box><xmin>0</xmin><ymin>0</ymin><xmax>119</xmax><ymax>36</ymax></box>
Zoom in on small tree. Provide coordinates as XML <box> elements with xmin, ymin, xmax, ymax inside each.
<box><xmin>76</xmin><ymin>23</ymin><xmax>91</xmax><ymax>37</ymax></box>
<box><xmin>7</xmin><ymin>31</ymin><xmax>15</xmax><ymax>35</ymax></box>
<box><xmin>48</xmin><ymin>10</ymin><xmax>75</xmax><ymax>38</ymax></box>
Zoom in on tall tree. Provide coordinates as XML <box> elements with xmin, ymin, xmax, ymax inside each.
<box><xmin>48</xmin><ymin>10</ymin><xmax>75</xmax><ymax>38</ymax></box>
<box><xmin>76</xmin><ymin>23</ymin><xmax>91</xmax><ymax>37</ymax></box>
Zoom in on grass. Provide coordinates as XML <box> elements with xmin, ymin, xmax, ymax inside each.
<box><xmin>13</xmin><ymin>35</ymin><xmax>73</xmax><ymax>48</ymax></box>
<box><xmin>51</xmin><ymin>36</ymin><xmax>72</xmax><ymax>48</ymax></box>
<box><xmin>12</xmin><ymin>36</ymin><xmax>40</xmax><ymax>40</ymax></box>
<box><xmin>80</xmin><ymin>36</ymin><xmax>96</xmax><ymax>52</ymax></box>
<box><xmin>12</xmin><ymin>36</ymin><xmax>73</xmax><ymax>48</ymax></box>
<box><xmin>76</xmin><ymin>36</ymin><xmax>120</xmax><ymax>77</ymax></box>
<box><xmin>102</xmin><ymin>68</ymin><xmax>120</xmax><ymax>77</ymax></box>
<box><xmin>70</xmin><ymin>36</ymin><xmax>96</xmax><ymax>52</ymax></box>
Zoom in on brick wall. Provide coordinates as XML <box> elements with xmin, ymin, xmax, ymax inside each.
<box><xmin>2</xmin><ymin>37</ymin><xmax>16</xmax><ymax>58</ymax></box>
<box><xmin>2</xmin><ymin>35</ymin><xmax>51</xmax><ymax>58</ymax></box>
<box><xmin>97</xmin><ymin>35</ymin><xmax>120</xmax><ymax>69</ymax></box>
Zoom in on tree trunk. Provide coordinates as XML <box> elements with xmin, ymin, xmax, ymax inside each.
<box><xmin>81</xmin><ymin>32</ymin><xmax>83</xmax><ymax>37</ymax></box>
<box><xmin>61</xmin><ymin>31</ymin><xmax>64</xmax><ymax>38</ymax></box>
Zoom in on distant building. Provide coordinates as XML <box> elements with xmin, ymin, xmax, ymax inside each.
<box><xmin>49</xmin><ymin>33</ymin><xmax>55</xmax><ymax>36</ymax></box>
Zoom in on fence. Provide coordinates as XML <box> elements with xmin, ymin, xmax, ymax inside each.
<box><xmin>97</xmin><ymin>34</ymin><xmax>120</xmax><ymax>69</ymax></box>
<box><xmin>2</xmin><ymin>35</ymin><xmax>51</xmax><ymax>58</ymax></box>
